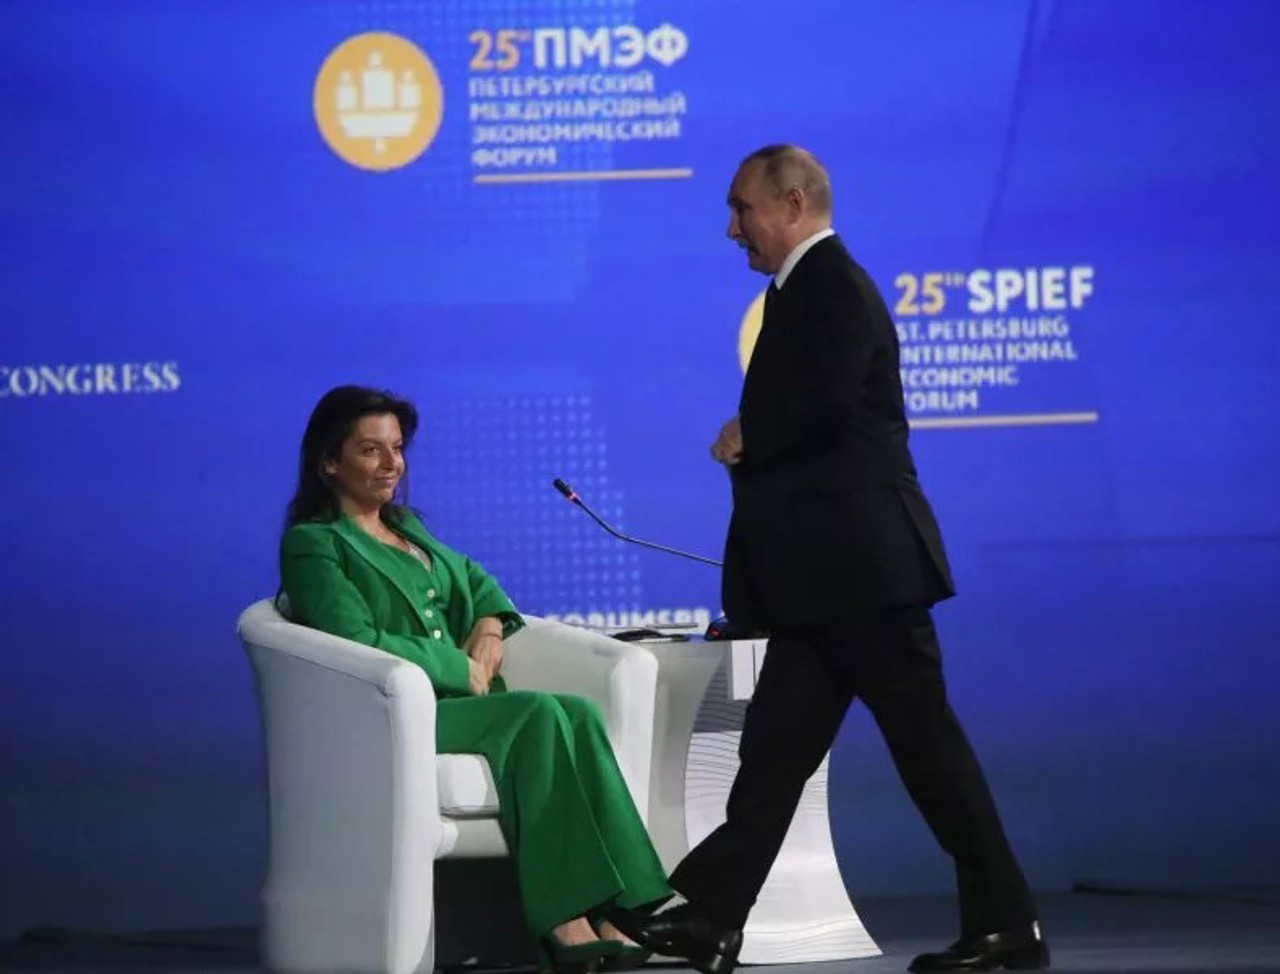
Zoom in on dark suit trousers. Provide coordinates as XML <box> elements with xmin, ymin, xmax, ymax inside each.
<box><xmin>668</xmin><ymin>605</ymin><xmax>1036</xmax><ymax>935</ymax></box>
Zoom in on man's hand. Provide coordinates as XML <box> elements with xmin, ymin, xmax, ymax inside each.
<box><xmin>710</xmin><ymin>415</ymin><xmax>744</xmax><ymax>466</ymax></box>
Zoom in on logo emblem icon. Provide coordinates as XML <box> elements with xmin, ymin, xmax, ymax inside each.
<box><xmin>314</xmin><ymin>32</ymin><xmax>444</xmax><ymax>171</ymax></box>
<box><xmin>738</xmin><ymin>290</ymin><xmax>767</xmax><ymax>372</ymax></box>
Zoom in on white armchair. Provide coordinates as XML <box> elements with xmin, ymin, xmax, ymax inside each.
<box><xmin>237</xmin><ymin>598</ymin><xmax>659</xmax><ymax>974</ymax></box>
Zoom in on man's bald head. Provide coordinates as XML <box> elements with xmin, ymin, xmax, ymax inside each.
<box><xmin>739</xmin><ymin>144</ymin><xmax>833</xmax><ymax>217</ymax></box>
<box><xmin>726</xmin><ymin>144</ymin><xmax>834</xmax><ymax>275</ymax></box>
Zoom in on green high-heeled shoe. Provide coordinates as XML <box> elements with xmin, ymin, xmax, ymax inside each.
<box><xmin>538</xmin><ymin>934</ymin><xmax>622</xmax><ymax>974</ymax></box>
<box><xmin>597</xmin><ymin>942</ymin><xmax>652</xmax><ymax>972</ymax></box>
<box><xmin>590</xmin><ymin>902</ymin><xmax>663</xmax><ymax>970</ymax></box>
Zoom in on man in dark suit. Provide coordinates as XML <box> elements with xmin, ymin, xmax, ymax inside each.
<box><xmin>620</xmin><ymin>146</ymin><xmax>1048</xmax><ymax>973</ymax></box>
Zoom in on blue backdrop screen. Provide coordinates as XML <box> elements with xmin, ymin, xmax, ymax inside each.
<box><xmin>3</xmin><ymin>0</ymin><xmax>1278</xmax><ymax>934</ymax></box>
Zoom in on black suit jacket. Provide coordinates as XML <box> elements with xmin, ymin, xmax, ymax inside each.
<box><xmin>722</xmin><ymin>235</ymin><xmax>955</xmax><ymax>632</ymax></box>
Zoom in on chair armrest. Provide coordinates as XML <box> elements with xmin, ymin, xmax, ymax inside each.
<box><xmin>240</xmin><ymin>603</ymin><xmax>421</xmax><ymax>687</ymax></box>
<box><xmin>237</xmin><ymin>599</ymin><xmax>441</xmax><ymax>974</ymax></box>
<box><xmin>502</xmin><ymin>616</ymin><xmax>658</xmax><ymax>822</ymax></box>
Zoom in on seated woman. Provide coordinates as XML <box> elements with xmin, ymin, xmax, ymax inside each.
<box><xmin>279</xmin><ymin>385</ymin><xmax>671</xmax><ymax>973</ymax></box>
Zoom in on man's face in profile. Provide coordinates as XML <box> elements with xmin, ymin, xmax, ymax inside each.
<box><xmin>726</xmin><ymin>161</ymin><xmax>798</xmax><ymax>276</ymax></box>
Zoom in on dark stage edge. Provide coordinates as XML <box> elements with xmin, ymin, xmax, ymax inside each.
<box><xmin>2</xmin><ymin>891</ymin><xmax>1279</xmax><ymax>973</ymax></box>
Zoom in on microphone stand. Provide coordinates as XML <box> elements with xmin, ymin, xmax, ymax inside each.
<box><xmin>552</xmin><ymin>478</ymin><xmax>723</xmax><ymax>567</ymax></box>
<box><xmin>552</xmin><ymin>478</ymin><xmax>764</xmax><ymax>640</ymax></box>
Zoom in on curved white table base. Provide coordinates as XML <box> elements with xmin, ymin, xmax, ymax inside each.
<box><xmin>646</xmin><ymin>639</ymin><xmax>881</xmax><ymax>964</ymax></box>
<box><xmin>686</xmin><ymin>732</ymin><xmax>880</xmax><ymax>963</ymax></box>
<box><xmin>646</xmin><ymin>640</ymin><xmax>725</xmax><ymax>872</ymax></box>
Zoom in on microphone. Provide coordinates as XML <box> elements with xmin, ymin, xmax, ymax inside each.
<box><xmin>552</xmin><ymin>478</ymin><xmax>723</xmax><ymax>567</ymax></box>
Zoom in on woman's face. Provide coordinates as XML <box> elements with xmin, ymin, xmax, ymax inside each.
<box><xmin>323</xmin><ymin>413</ymin><xmax>406</xmax><ymax>514</ymax></box>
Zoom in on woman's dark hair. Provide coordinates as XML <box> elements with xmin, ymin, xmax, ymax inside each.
<box><xmin>284</xmin><ymin>385</ymin><xmax>419</xmax><ymax>529</ymax></box>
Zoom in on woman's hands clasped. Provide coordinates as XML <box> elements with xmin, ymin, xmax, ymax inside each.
<box><xmin>464</xmin><ymin>618</ymin><xmax>505</xmax><ymax>695</ymax></box>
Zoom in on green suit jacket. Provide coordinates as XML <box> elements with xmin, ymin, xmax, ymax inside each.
<box><xmin>279</xmin><ymin>510</ymin><xmax>524</xmax><ymax>697</ymax></box>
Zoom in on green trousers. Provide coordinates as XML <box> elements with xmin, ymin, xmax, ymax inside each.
<box><xmin>438</xmin><ymin>690</ymin><xmax>673</xmax><ymax>936</ymax></box>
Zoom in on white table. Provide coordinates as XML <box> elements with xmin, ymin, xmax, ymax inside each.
<box><xmin>642</xmin><ymin>635</ymin><xmax>881</xmax><ymax>964</ymax></box>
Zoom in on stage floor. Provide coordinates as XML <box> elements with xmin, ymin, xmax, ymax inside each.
<box><xmin>3</xmin><ymin>891</ymin><xmax>1278</xmax><ymax>973</ymax></box>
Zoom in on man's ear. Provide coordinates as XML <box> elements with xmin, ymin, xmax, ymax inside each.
<box><xmin>785</xmin><ymin>185</ymin><xmax>805</xmax><ymax>218</ymax></box>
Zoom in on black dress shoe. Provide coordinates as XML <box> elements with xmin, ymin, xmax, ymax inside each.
<box><xmin>908</xmin><ymin>923</ymin><xmax>1049</xmax><ymax>972</ymax></box>
<box><xmin>610</xmin><ymin>903</ymin><xmax>743</xmax><ymax>974</ymax></box>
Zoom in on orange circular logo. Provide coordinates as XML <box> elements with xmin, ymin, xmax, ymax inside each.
<box><xmin>314</xmin><ymin>32</ymin><xmax>444</xmax><ymax>171</ymax></box>
<box><xmin>737</xmin><ymin>289</ymin><xmax>767</xmax><ymax>372</ymax></box>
